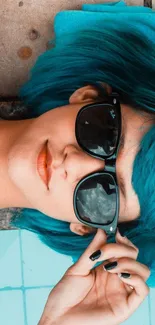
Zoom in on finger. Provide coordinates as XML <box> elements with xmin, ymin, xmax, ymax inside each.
<box><xmin>103</xmin><ymin>257</ymin><xmax>150</xmax><ymax>282</ymax></box>
<box><xmin>118</xmin><ymin>273</ymin><xmax>150</xmax><ymax>313</ymax></box>
<box><xmin>116</xmin><ymin>228</ymin><xmax>139</xmax><ymax>253</ymax></box>
<box><xmin>94</xmin><ymin>230</ymin><xmax>139</xmax><ymax>262</ymax></box>
<box><xmin>66</xmin><ymin>229</ymin><xmax>107</xmax><ymax>276</ymax></box>
<box><xmin>67</xmin><ymin>229</ymin><xmax>138</xmax><ymax>277</ymax></box>
<box><xmin>89</xmin><ymin>241</ymin><xmax>138</xmax><ymax>264</ymax></box>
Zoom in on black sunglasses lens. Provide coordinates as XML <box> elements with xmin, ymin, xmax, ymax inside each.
<box><xmin>77</xmin><ymin>104</ymin><xmax>119</xmax><ymax>157</ymax></box>
<box><xmin>75</xmin><ymin>174</ymin><xmax>117</xmax><ymax>225</ymax></box>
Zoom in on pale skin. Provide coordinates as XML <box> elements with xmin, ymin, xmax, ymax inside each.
<box><xmin>38</xmin><ymin>229</ymin><xmax>150</xmax><ymax>325</ymax></box>
<box><xmin>1</xmin><ymin>84</ymin><xmax>152</xmax><ymax>323</ymax></box>
<box><xmin>0</xmin><ymin>84</ymin><xmax>154</xmax><ymax>235</ymax></box>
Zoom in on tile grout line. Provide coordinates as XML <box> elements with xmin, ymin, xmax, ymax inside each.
<box><xmin>19</xmin><ymin>230</ymin><xmax>28</xmax><ymax>325</ymax></box>
<box><xmin>148</xmin><ymin>293</ymin><xmax>152</xmax><ymax>325</ymax></box>
<box><xmin>0</xmin><ymin>285</ymin><xmax>54</xmax><ymax>291</ymax></box>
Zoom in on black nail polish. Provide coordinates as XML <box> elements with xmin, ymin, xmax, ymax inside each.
<box><xmin>104</xmin><ymin>261</ymin><xmax>117</xmax><ymax>270</ymax></box>
<box><xmin>89</xmin><ymin>250</ymin><xmax>101</xmax><ymax>261</ymax></box>
<box><xmin>120</xmin><ymin>273</ymin><xmax>131</xmax><ymax>279</ymax></box>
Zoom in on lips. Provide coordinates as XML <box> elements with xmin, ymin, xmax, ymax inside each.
<box><xmin>37</xmin><ymin>140</ymin><xmax>52</xmax><ymax>189</ymax></box>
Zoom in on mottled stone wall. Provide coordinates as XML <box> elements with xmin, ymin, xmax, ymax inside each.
<box><xmin>0</xmin><ymin>208</ymin><xmax>21</xmax><ymax>229</ymax></box>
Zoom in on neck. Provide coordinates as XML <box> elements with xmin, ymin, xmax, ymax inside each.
<box><xmin>0</xmin><ymin>119</ymin><xmax>33</xmax><ymax>209</ymax></box>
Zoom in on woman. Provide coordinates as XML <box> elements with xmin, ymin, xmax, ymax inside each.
<box><xmin>1</xmin><ymin>0</ymin><xmax>155</xmax><ymax>290</ymax></box>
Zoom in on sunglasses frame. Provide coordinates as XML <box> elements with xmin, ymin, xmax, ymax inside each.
<box><xmin>73</xmin><ymin>92</ymin><xmax>122</xmax><ymax>237</ymax></box>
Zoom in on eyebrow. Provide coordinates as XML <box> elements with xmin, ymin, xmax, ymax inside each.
<box><xmin>117</xmin><ymin>124</ymin><xmax>127</xmax><ymax>199</ymax></box>
<box><xmin>119</xmin><ymin>176</ymin><xmax>126</xmax><ymax>200</ymax></box>
<box><xmin>116</xmin><ymin>116</ymin><xmax>127</xmax><ymax>200</ymax></box>
<box><xmin>119</xmin><ymin>130</ymin><xmax>125</xmax><ymax>151</ymax></box>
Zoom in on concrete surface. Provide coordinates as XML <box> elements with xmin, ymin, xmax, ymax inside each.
<box><xmin>1</xmin><ymin>229</ymin><xmax>154</xmax><ymax>325</ymax></box>
<box><xmin>0</xmin><ymin>0</ymin><xmax>150</xmax><ymax>97</ymax></box>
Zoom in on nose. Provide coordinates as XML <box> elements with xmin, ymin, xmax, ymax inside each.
<box><xmin>64</xmin><ymin>145</ymin><xmax>105</xmax><ymax>184</ymax></box>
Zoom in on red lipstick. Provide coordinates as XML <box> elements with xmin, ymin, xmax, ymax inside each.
<box><xmin>37</xmin><ymin>141</ymin><xmax>52</xmax><ymax>189</ymax></box>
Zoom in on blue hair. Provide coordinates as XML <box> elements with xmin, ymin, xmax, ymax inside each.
<box><xmin>132</xmin><ymin>126</ymin><xmax>155</xmax><ymax>229</ymax></box>
<box><xmin>11</xmin><ymin>17</ymin><xmax>155</xmax><ymax>286</ymax></box>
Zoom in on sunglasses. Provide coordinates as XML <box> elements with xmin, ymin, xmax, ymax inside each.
<box><xmin>73</xmin><ymin>92</ymin><xmax>121</xmax><ymax>237</ymax></box>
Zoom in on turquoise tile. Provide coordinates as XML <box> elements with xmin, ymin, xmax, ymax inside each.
<box><xmin>21</xmin><ymin>230</ymin><xmax>73</xmax><ymax>286</ymax></box>
<box><xmin>150</xmin><ymin>288</ymin><xmax>155</xmax><ymax>324</ymax></box>
<box><xmin>0</xmin><ymin>230</ymin><xmax>19</xmax><ymax>259</ymax></box>
<box><xmin>0</xmin><ymin>290</ymin><xmax>25</xmax><ymax>325</ymax></box>
<box><xmin>0</xmin><ymin>230</ymin><xmax>22</xmax><ymax>288</ymax></box>
<box><xmin>121</xmin><ymin>296</ymin><xmax>150</xmax><ymax>325</ymax></box>
<box><xmin>26</xmin><ymin>288</ymin><xmax>52</xmax><ymax>325</ymax></box>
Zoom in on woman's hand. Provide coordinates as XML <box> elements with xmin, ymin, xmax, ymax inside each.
<box><xmin>38</xmin><ymin>229</ymin><xmax>150</xmax><ymax>325</ymax></box>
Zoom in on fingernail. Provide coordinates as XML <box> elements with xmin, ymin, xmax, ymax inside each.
<box><xmin>104</xmin><ymin>261</ymin><xmax>117</xmax><ymax>271</ymax></box>
<box><xmin>89</xmin><ymin>250</ymin><xmax>101</xmax><ymax>261</ymax></box>
<box><xmin>118</xmin><ymin>273</ymin><xmax>131</xmax><ymax>279</ymax></box>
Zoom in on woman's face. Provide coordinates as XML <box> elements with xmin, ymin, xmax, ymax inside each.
<box><xmin>7</xmin><ymin>85</ymin><xmax>153</xmax><ymax>235</ymax></box>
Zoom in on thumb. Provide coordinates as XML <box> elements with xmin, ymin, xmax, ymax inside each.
<box><xmin>66</xmin><ymin>229</ymin><xmax>107</xmax><ymax>276</ymax></box>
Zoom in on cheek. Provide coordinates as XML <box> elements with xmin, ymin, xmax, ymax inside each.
<box><xmin>39</xmin><ymin>108</ymin><xmax>76</xmax><ymax>138</ymax></box>
<box><xmin>53</xmin><ymin>123</ymin><xmax>76</xmax><ymax>152</ymax></box>
<box><xmin>40</xmin><ymin>172</ymin><xmax>76</xmax><ymax>223</ymax></box>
